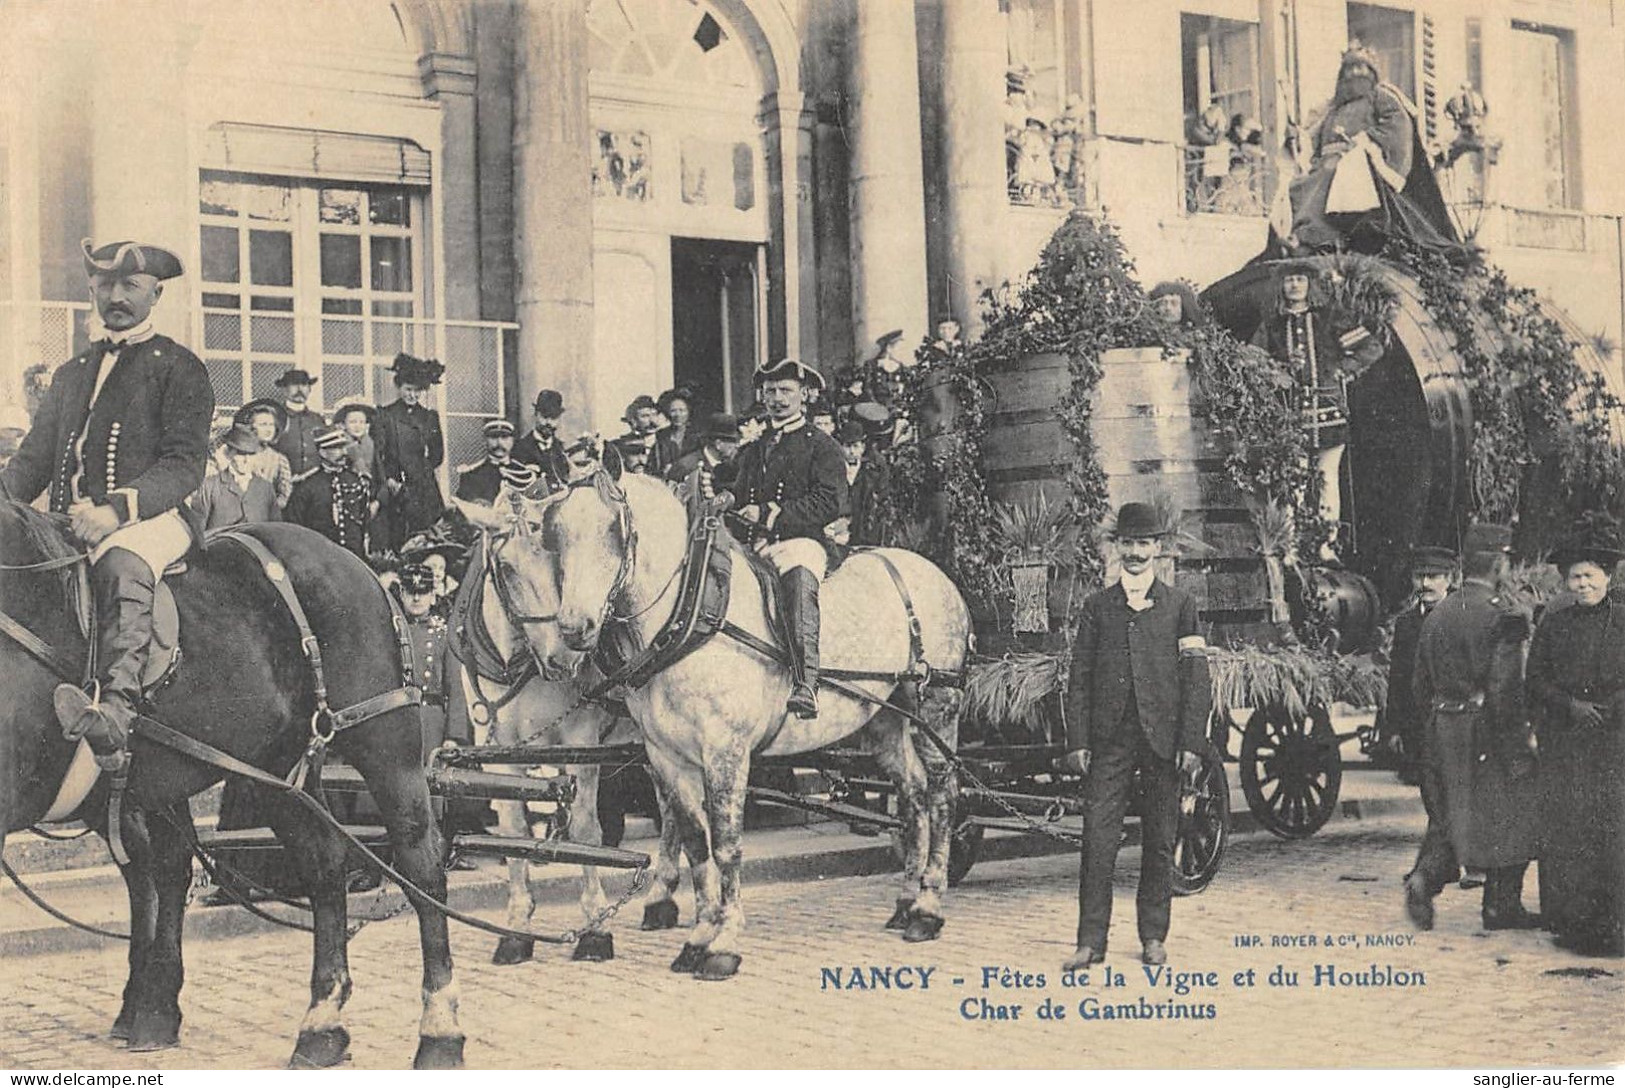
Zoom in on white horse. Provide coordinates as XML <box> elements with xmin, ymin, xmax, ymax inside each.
<box><xmin>449</xmin><ymin>494</ymin><xmax>682</xmax><ymax>963</ymax></box>
<box><xmin>501</xmin><ymin>469</ymin><xmax>972</xmax><ymax>979</ymax></box>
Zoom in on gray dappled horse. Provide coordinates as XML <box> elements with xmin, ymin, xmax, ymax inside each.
<box><xmin>475</xmin><ymin>469</ymin><xmax>971</xmax><ymax>979</ymax></box>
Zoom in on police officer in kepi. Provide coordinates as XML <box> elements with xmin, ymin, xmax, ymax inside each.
<box><xmin>0</xmin><ymin>239</ymin><xmax>213</xmax><ymax>769</ymax></box>
<box><xmin>723</xmin><ymin>358</ymin><xmax>848</xmax><ymax>719</ymax></box>
<box><xmin>454</xmin><ymin>418</ymin><xmax>519</xmax><ymax>505</ymax></box>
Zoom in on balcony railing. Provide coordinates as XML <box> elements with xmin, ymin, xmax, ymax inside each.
<box><xmin>1181</xmin><ymin>144</ymin><xmax>1274</xmax><ymax>217</ymax></box>
<box><xmin>0</xmin><ymin>301</ymin><xmax>517</xmax><ymax>491</ymax></box>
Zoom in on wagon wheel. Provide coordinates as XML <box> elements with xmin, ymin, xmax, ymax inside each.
<box><xmin>946</xmin><ymin>821</ymin><xmax>984</xmax><ymax>888</ymax></box>
<box><xmin>1170</xmin><ymin>746</ymin><xmax>1230</xmax><ymax>896</ymax></box>
<box><xmin>1239</xmin><ymin>701</ymin><xmax>1342</xmax><ymax>839</ymax></box>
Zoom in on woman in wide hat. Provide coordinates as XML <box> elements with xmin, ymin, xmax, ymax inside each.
<box><xmin>233</xmin><ymin>396</ymin><xmax>295</xmax><ymax>511</ymax></box>
<box><xmin>374</xmin><ymin>353</ymin><xmax>447</xmax><ymax>552</ymax></box>
<box><xmin>1527</xmin><ymin>514</ymin><xmax>1625</xmax><ymax>957</ymax></box>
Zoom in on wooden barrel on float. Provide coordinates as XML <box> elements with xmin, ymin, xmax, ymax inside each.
<box><xmin>1202</xmin><ymin>256</ymin><xmax>1624</xmax><ymax>608</ymax></box>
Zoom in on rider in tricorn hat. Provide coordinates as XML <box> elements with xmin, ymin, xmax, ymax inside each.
<box><xmin>1</xmin><ymin>239</ymin><xmax>213</xmax><ymax>770</ymax></box>
<box><xmin>723</xmin><ymin>358</ymin><xmax>848</xmax><ymax>719</ymax></box>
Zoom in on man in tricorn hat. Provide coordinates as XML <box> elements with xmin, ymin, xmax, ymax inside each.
<box><xmin>272</xmin><ymin>368</ymin><xmax>324</xmax><ymax>479</ymax></box>
<box><xmin>1062</xmin><ymin>502</ymin><xmax>1211</xmax><ymax>971</ymax></box>
<box><xmin>512</xmin><ymin>388</ymin><xmax>569</xmax><ymax>493</ymax></box>
<box><xmin>1404</xmin><ymin>523</ymin><xmax>1540</xmax><ymax>932</ymax></box>
<box><xmin>454</xmin><ymin>418</ymin><xmax>519</xmax><ymax>505</ymax></box>
<box><xmin>1</xmin><ymin>239</ymin><xmax>213</xmax><ymax>769</ymax></box>
<box><xmin>374</xmin><ymin>353</ymin><xmax>446</xmax><ymax>552</ymax></box>
<box><xmin>723</xmin><ymin>358</ymin><xmax>847</xmax><ymax>719</ymax></box>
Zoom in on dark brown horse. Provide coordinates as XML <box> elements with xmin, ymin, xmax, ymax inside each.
<box><xmin>0</xmin><ymin>503</ymin><xmax>464</xmax><ymax>1068</ymax></box>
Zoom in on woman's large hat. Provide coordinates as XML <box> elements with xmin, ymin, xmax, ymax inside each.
<box><xmin>389</xmin><ymin>353</ymin><xmax>445</xmax><ymax>387</ymax></box>
<box><xmin>1550</xmin><ymin>513</ymin><xmax>1625</xmax><ymax>573</ymax></box>
<box><xmin>234</xmin><ymin>397</ymin><xmax>287</xmax><ymax>436</ymax></box>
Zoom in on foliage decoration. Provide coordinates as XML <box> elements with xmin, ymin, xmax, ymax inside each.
<box><xmin>1382</xmin><ymin>235</ymin><xmax>1625</xmax><ymax>547</ymax></box>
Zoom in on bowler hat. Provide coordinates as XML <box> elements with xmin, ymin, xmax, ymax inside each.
<box><xmin>389</xmin><ymin>353</ymin><xmax>444</xmax><ymax>387</ymax></box>
<box><xmin>1407</xmin><ymin>545</ymin><xmax>1459</xmax><ymax>575</ymax></box>
<box><xmin>702</xmin><ymin>411</ymin><xmax>740</xmax><ymax>442</ymax></box>
<box><xmin>398</xmin><ymin>564</ymin><xmax>437</xmax><ymax>595</ymax></box>
<box><xmin>221</xmin><ymin>424</ymin><xmax>261</xmax><ymax>455</ymax></box>
<box><xmin>81</xmin><ymin>238</ymin><xmax>184</xmax><ymax>281</ymax></box>
<box><xmin>533</xmin><ymin>389</ymin><xmax>565</xmax><ymax>418</ymax></box>
<box><xmin>273</xmin><ymin>368</ymin><xmax>318</xmax><ymax>388</ymax></box>
<box><xmin>754</xmin><ymin>357</ymin><xmax>825</xmax><ymax>391</ymax></box>
<box><xmin>1110</xmin><ymin>502</ymin><xmax>1166</xmax><ymax>540</ymax></box>
<box><xmin>235</xmin><ymin>397</ymin><xmax>287</xmax><ymax>435</ymax></box>
<box><xmin>835</xmin><ymin>419</ymin><xmax>867</xmax><ymax>444</ymax></box>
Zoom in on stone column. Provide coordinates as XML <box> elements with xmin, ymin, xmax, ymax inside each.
<box><xmin>762</xmin><ymin>92</ymin><xmax>819</xmax><ymax>365</ymax></box>
<box><xmin>846</xmin><ymin>0</ymin><xmax>929</xmax><ymax>359</ymax></box>
<box><xmin>512</xmin><ymin>0</ymin><xmax>596</xmax><ymax>430</ymax></box>
<box><xmin>938</xmin><ymin>0</ymin><xmax>1006</xmax><ymax>339</ymax></box>
<box><xmin>421</xmin><ymin>52</ymin><xmax>480</xmax><ymax>320</ymax></box>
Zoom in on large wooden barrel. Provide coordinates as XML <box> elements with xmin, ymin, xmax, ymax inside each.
<box><xmin>983</xmin><ymin>348</ymin><xmax>1281</xmax><ymax>644</ymax></box>
<box><xmin>1202</xmin><ymin>258</ymin><xmax>1473</xmax><ymax>609</ymax></box>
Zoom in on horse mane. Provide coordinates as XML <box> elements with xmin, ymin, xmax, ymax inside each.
<box><xmin>2</xmin><ymin>501</ymin><xmax>77</xmax><ymax>564</ymax></box>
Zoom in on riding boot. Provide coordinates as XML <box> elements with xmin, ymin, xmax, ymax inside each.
<box><xmin>781</xmin><ymin>567</ymin><xmax>821</xmax><ymax>719</ymax></box>
<box><xmin>55</xmin><ymin>548</ymin><xmax>155</xmax><ymax>770</ymax></box>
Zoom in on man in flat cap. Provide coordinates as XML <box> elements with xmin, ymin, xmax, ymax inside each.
<box><xmin>724</xmin><ymin>358</ymin><xmax>848</xmax><ymax>719</ymax></box>
<box><xmin>1062</xmin><ymin>502</ymin><xmax>1211</xmax><ymax>971</ymax></box>
<box><xmin>272</xmin><ymin>368</ymin><xmax>323</xmax><ymax>479</ymax></box>
<box><xmin>374</xmin><ymin>353</ymin><xmax>446</xmax><ymax>552</ymax></box>
<box><xmin>454</xmin><ymin>418</ymin><xmax>519</xmax><ymax>505</ymax></box>
<box><xmin>1</xmin><ymin>239</ymin><xmax>213</xmax><ymax>768</ymax></box>
<box><xmin>1404</xmin><ymin>523</ymin><xmax>1540</xmax><ymax>932</ymax></box>
<box><xmin>193</xmin><ymin>423</ymin><xmax>279</xmax><ymax>530</ymax></box>
<box><xmin>285</xmin><ymin>424</ymin><xmax>373</xmax><ymax>560</ymax></box>
<box><xmin>512</xmin><ymin>388</ymin><xmax>570</xmax><ymax>493</ymax></box>
<box><xmin>1383</xmin><ymin>545</ymin><xmax>1460</xmax><ymax>787</ymax></box>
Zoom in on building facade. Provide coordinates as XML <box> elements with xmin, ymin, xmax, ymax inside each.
<box><xmin>4</xmin><ymin>0</ymin><xmax>1622</xmax><ymax>470</ymax></box>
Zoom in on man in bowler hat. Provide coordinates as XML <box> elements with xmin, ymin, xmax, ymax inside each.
<box><xmin>272</xmin><ymin>368</ymin><xmax>323</xmax><ymax>478</ymax></box>
<box><xmin>2</xmin><ymin>239</ymin><xmax>213</xmax><ymax>768</ymax></box>
<box><xmin>1062</xmin><ymin>502</ymin><xmax>1211</xmax><ymax>969</ymax></box>
<box><xmin>512</xmin><ymin>388</ymin><xmax>570</xmax><ymax>492</ymax></box>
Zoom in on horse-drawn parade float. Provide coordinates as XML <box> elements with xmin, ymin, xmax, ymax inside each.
<box><xmin>5</xmin><ymin>188</ymin><xmax>1625</xmax><ymax>1068</ymax></box>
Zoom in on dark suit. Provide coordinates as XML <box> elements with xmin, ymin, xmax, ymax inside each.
<box><xmin>273</xmin><ymin>406</ymin><xmax>324</xmax><ymax>479</ymax></box>
<box><xmin>847</xmin><ymin>456</ymin><xmax>891</xmax><ymax>546</ymax></box>
<box><xmin>651</xmin><ymin>425</ymin><xmax>698</xmax><ymax>479</ymax></box>
<box><xmin>1388</xmin><ymin>599</ymin><xmax>1458</xmax><ymax>886</ymax></box>
<box><xmin>511</xmin><ymin>431</ymin><xmax>570</xmax><ymax>492</ymax></box>
<box><xmin>1066</xmin><ymin>577</ymin><xmax>1211</xmax><ymax>952</ymax></box>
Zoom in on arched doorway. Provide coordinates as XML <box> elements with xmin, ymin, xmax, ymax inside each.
<box><xmin>586</xmin><ymin>0</ymin><xmax>776</xmax><ymax>425</ymax></box>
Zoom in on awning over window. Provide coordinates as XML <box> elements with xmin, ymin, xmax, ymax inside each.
<box><xmin>201</xmin><ymin>123</ymin><xmax>431</xmax><ymax>186</ymax></box>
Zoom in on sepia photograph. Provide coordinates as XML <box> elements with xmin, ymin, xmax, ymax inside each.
<box><xmin>0</xmin><ymin>0</ymin><xmax>1622</xmax><ymax>1073</ymax></box>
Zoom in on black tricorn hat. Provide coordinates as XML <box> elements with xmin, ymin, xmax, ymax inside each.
<box><xmin>1110</xmin><ymin>502</ymin><xmax>1166</xmax><ymax>539</ymax></box>
<box><xmin>533</xmin><ymin>388</ymin><xmax>564</xmax><ymax>418</ymax></box>
<box><xmin>81</xmin><ymin>238</ymin><xmax>184</xmax><ymax>281</ymax></box>
<box><xmin>754</xmin><ymin>357</ymin><xmax>825</xmax><ymax>391</ymax></box>
<box><xmin>389</xmin><ymin>353</ymin><xmax>444</xmax><ymax>386</ymax></box>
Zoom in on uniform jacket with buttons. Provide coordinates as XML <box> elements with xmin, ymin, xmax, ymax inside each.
<box><xmin>285</xmin><ymin>466</ymin><xmax>372</xmax><ymax>559</ymax></box>
<box><xmin>407</xmin><ymin>610</ymin><xmax>471</xmax><ymax>757</ymax></box>
<box><xmin>729</xmin><ymin>418</ymin><xmax>848</xmax><ymax>544</ymax></box>
<box><xmin>511</xmin><ymin>432</ymin><xmax>570</xmax><ymax>493</ymax></box>
<box><xmin>1064</xmin><ymin>578</ymin><xmax>1211</xmax><ymax>760</ymax></box>
<box><xmin>1</xmin><ymin>335</ymin><xmax>212</xmax><ymax>537</ymax></box>
<box><xmin>454</xmin><ymin>456</ymin><xmax>508</xmax><ymax>506</ymax></box>
<box><xmin>1412</xmin><ymin>579</ymin><xmax>1532</xmax><ymax>765</ymax></box>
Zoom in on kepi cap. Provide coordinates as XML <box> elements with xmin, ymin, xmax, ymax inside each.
<box><xmin>1407</xmin><ymin>544</ymin><xmax>1459</xmax><ymax>575</ymax></box>
<box><xmin>313</xmin><ymin>425</ymin><xmax>350</xmax><ymax>452</ymax></box>
<box><xmin>482</xmin><ymin>418</ymin><xmax>516</xmax><ymax>438</ymax></box>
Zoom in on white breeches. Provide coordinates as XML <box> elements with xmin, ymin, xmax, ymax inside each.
<box><xmin>760</xmin><ymin>537</ymin><xmax>828</xmax><ymax>580</ymax></box>
<box><xmin>87</xmin><ymin>508</ymin><xmax>190</xmax><ymax>578</ymax></box>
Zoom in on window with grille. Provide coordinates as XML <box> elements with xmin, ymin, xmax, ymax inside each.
<box><xmin>197</xmin><ymin>171</ymin><xmax>424</xmax><ymax>410</ymax></box>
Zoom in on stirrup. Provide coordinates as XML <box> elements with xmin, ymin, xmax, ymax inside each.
<box><xmin>787</xmin><ymin>685</ymin><xmax>819</xmax><ymax>720</ymax></box>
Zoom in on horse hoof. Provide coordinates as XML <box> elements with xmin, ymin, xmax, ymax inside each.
<box><xmin>412</xmin><ymin>1035</ymin><xmax>466</xmax><ymax>1070</ymax></box>
<box><xmin>884</xmin><ymin>898</ymin><xmax>916</xmax><ymax>930</ymax></box>
<box><xmin>641</xmin><ymin>900</ymin><xmax>680</xmax><ymax>931</ymax></box>
<box><xmin>288</xmin><ymin>1027</ymin><xmax>351</xmax><ymax>1069</ymax></box>
<box><xmin>693</xmin><ymin>951</ymin><xmax>742</xmax><ymax>981</ymax></box>
<box><xmin>670</xmin><ymin>942</ymin><xmax>707</xmax><ymax>973</ymax></box>
<box><xmin>902</xmin><ymin>912</ymin><xmax>945</xmax><ymax>943</ymax></box>
<box><xmin>572</xmin><ymin>931</ymin><xmax>615</xmax><ymax>962</ymax></box>
<box><xmin>125</xmin><ymin>1011</ymin><xmax>181</xmax><ymax>1053</ymax></box>
<box><xmin>491</xmin><ymin>936</ymin><xmax>535</xmax><ymax>966</ymax></box>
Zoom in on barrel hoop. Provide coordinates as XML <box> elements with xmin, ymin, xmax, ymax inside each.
<box><xmin>1201</xmin><ymin>607</ymin><xmax>1271</xmax><ymax>624</ymax></box>
<box><xmin>986</xmin><ymin>408</ymin><xmax>1059</xmax><ymax>428</ymax></box>
<box><xmin>1176</xmin><ymin>556</ymin><xmax>1266</xmax><ymax>573</ymax></box>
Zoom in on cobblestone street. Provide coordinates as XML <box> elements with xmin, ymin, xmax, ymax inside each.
<box><xmin>4</xmin><ymin>813</ymin><xmax>1621</xmax><ymax>1070</ymax></box>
